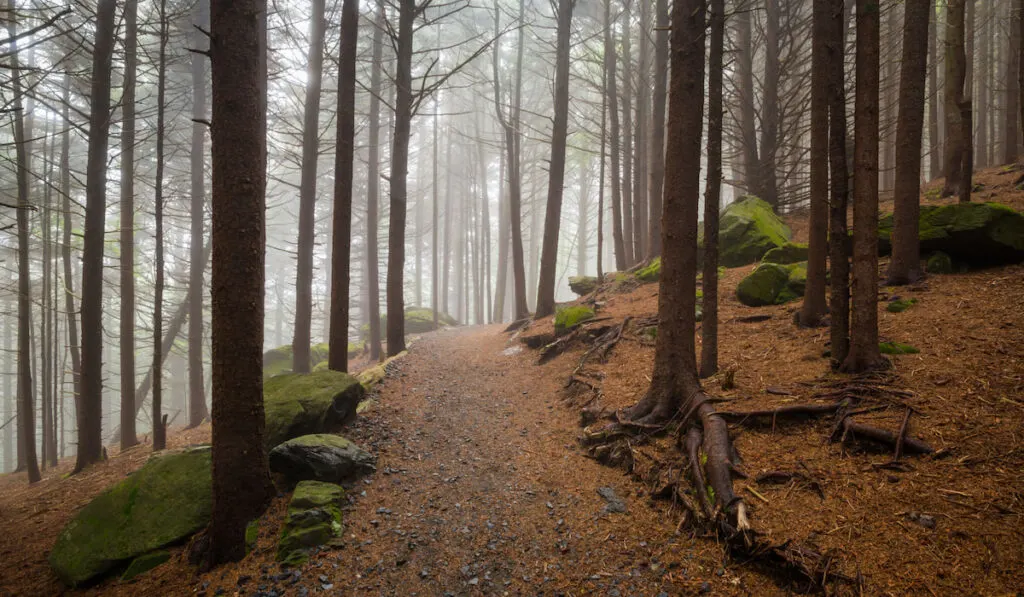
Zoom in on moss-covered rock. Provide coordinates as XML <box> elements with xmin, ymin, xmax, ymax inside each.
<box><xmin>887</xmin><ymin>298</ymin><xmax>918</xmax><ymax>313</ymax></box>
<box><xmin>926</xmin><ymin>251</ymin><xmax>954</xmax><ymax>274</ymax></box>
<box><xmin>269</xmin><ymin>434</ymin><xmax>376</xmax><ymax>486</ymax></box>
<box><xmin>879</xmin><ymin>342</ymin><xmax>920</xmax><ymax>355</ymax></box>
<box><xmin>568</xmin><ymin>276</ymin><xmax>599</xmax><ymax>296</ymax></box>
<box><xmin>736</xmin><ymin>262</ymin><xmax>807</xmax><ymax>307</ymax></box>
<box><xmin>264</xmin><ymin>371</ymin><xmax>365</xmax><ymax>450</ymax></box>
<box><xmin>263</xmin><ymin>343</ymin><xmax>331</xmax><ymax>379</ymax></box>
<box><xmin>635</xmin><ymin>258</ymin><xmax>662</xmax><ymax>282</ymax></box>
<box><xmin>761</xmin><ymin>242</ymin><xmax>809</xmax><ymax>265</ymax></box>
<box><xmin>554</xmin><ymin>305</ymin><xmax>595</xmax><ymax>335</ymax></box>
<box><xmin>712</xmin><ymin>196</ymin><xmax>792</xmax><ymax>267</ymax></box>
<box><xmin>878</xmin><ymin>202</ymin><xmax>1024</xmax><ymax>265</ymax></box>
<box><xmin>49</xmin><ymin>447</ymin><xmax>212</xmax><ymax>587</ymax></box>
<box><xmin>360</xmin><ymin>308</ymin><xmax>458</xmax><ymax>340</ymax></box>
<box><xmin>277</xmin><ymin>481</ymin><xmax>344</xmax><ymax>567</ymax></box>
<box><xmin>120</xmin><ymin>550</ymin><xmax>170</xmax><ymax>582</ymax></box>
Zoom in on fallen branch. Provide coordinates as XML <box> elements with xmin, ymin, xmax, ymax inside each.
<box><xmin>836</xmin><ymin>418</ymin><xmax>934</xmax><ymax>455</ymax></box>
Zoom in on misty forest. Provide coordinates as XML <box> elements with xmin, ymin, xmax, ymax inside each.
<box><xmin>0</xmin><ymin>0</ymin><xmax>1023</xmax><ymax>594</ymax></box>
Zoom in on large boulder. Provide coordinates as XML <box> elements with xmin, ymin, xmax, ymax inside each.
<box><xmin>761</xmin><ymin>242</ymin><xmax>809</xmax><ymax>265</ymax></box>
<box><xmin>264</xmin><ymin>371</ymin><xmax>365</xmax><ymax>450</ymax></box>
<box><xmin>711</xmin><ymin>196</ymin><xmax>792</xmax><ymax>267</ymax></box>
<box><xmin>736</xmin><ymin>262</ymin><xmax>807</xmax><ymax>307</ymax></box>
<box><xmin>263</xmin><ymin>343</ymin><xmax>330</xmax><ymax>379</ymax></box>
<box><xmin>269</xmin><ymin>434</ymin><xmax>376</xmax><ymax>486</ymax></box>
<box><xmin>277</xmin><ymin>481</ymin><xmax>345</xmax><ymax>567</ymax></box>
<box><xmin>49</xmin><ymin>447</ymin><xmax>212</xmax><ymax>587</ymax></box>
<box><xmin>361</xmin><ymin>307</ymin><xmax>458</xmax><ymax>340</ymax></box>
<box><xmin>635</xmin><ymin>258</ymin><xmax>661</xmax><ymax>282</ymax></box>
<box><xmin>568</xmin><ymin>275</ymin><xmax>599</xmax><ymax>295</ymax></box>
<box><xmin>554</xmin><ymin>305</ymin><xmax>595</xmax><ymax>336</ymax></box>
<box><xmin>878</xmin><ymin>202</ymin><xmax>1024</xmax><ymax>265</ymax></box>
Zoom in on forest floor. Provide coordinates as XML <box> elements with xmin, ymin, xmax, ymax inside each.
<box><xmin>1</xmin><ymin>167</ymin><xmax>1023</xmax><ymax>596</ymax></box>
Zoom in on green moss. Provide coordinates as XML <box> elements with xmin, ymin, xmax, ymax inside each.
<box><xmin>926</xmin><ymin>251</ymin><xmax>953</xmax><ymax>274</ymax></box>
<box><xmin>277</xmin><ymin>481</ymin><xmax>345</xmax><ymax>567</ymax></box>
<box><xmin>880</xmin><ymin>202</ymin><xmax>1024</xmax><ymax>264</ymax></box>
<box><xmin>736</xmin><ymin>262</ymin><xmax>806</xmax><ymax>306</ymax></box>
<box><xmin>761</xmin><ymin>242</ymin><xmax>809</xmax><ymax>265</ymax></box>
<box><xmin>49</xmin><ymin>447</ymin><xmax>212</xmax><ymax>587</ymax></box>
<box><xmin>568</xmin><ymin>275</ymin><xmax>599</xmax><ymax>295</ymax></box>
<box><xmin>635</xmin><ymin>258</ymin><xmax>662</xmax><ymax>282</ymax></box>
<box><xmin>714</xmin><ymin>196</ymin><xmax>792</xmax><ymax>267</ymax></box>
<box><xmin>245</xmin><ymin>520</ymin><xmax>259</xmax><ymax>554</ymax></box>
<box><xmin>263</xmin><ymin>343</ymin><xmax>331</xmax><ymax>379</ymax></box>
<box><xmin>886</xmin><ymin>298</ymin><xmax>918</xmax><ymax>313</ymax></box>
<box><xmin>879</xmin><ymin>342</ymin><xmax>920</xmax><ymax>355</ymax></box>
<box><xmin>554</xmin><ymin>305</ymin><xmax>595</xmax><ymax>335</ymax></box>
<box><xmin>120</xmin><ymin>550</ymin><xmax>171</xmax><ymax>582</ymax></box>
<box><xmin>264</xmin><ymin>371</ymin><xmax>365</xmax><ymax>450</ymax></box>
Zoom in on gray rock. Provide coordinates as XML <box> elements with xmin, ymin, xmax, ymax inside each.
<box><xmin>597</xmin><ymin>487</ymin><xmax>627</xmax><ymax>514</ymax></box>
<box><xmin>269</xmin><ymin>434</ymin><xmax>376</xmax><ymax>486</ymax></box>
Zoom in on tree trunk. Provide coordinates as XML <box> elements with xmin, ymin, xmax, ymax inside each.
<box><xmin>3</xmin><ymin>312</ymin><xmax>12</xmax><ymax>473</ymax></box>
<box><xmin>597</xmin><ymin>33</ymin><xmax>608</xmax><ymax>281</ymax></box>
<box><xmin>888</xmin><ymin>0</ymin><xmax>931</xmax><ymax>285</ymax></box>
<box><xmin>928</xmin><ymin>0</ymin><xmax>941</xmax><ymax>178</ymax></box>
<box><xmin>738</xmin><ymin>0</ymin><xmax>760</xmax><ymax>191</ymax></box>
<box><xmin>205</xmin><ymin>0</ymin><xmax>275</xmax><ymax>565</ymax></box>
<box><xmin>153</xmin><ymin>0</ymin><xmax>169</xmax><ymax>452</ymax></box>
<box><xmin>76</xmin><ymin>0</ymin><xmax>117</xmax><ymax>474</ymax></box>
<box><xmin>633</xmin><ymin>0</ymin><xmax>650</xmax><ymax>259</ymax></box>
<box><xmin>976</xmin><ymin>0</ymin><xmax>989</xmax><ymax>168</ymax></box>
<box><xmin>535</xmin><ymin>0</ymin><xmax>574</xmax><ymax>319</ymax></box>
<box><xmin>60</xmin><ymin>78</ymin><xmax>82</xmax><ymax>446</ymax></box>
<box><xmin>942</xmin><ymin>0</ymin><xmax>967</xmax><ymax>197</ymax></box>
<box><xmin>119</xmin><ymin>0</ymin><xmax>139</xmax><ymax>450</ymax></box>
<box><xmin>294</xmin><ymin>0</ymin><xmax>328</xmax><ymax>373</ymax></box>
<box><xmin>386</xmin><ymin>0</ymin><xmax>415</xmax><ymax>355</ymax></box>
<box><xmin>189</xmin><ymin>0</ymin><xmax>210</xmax><ymax>428</ymax></box>
<box><xmin>1006</xmin><ymin>0</ymin><xmax>1020</xmax><ymax>164</ymax></box>
<box><xmin>843</xmin><ymin>0</ymin><xmax>886</xmax><ymax>374</ymax></box>
<box><xmin>330</xmin><ymin>0</ymin><xmax>359</xmax><ymax>369</ymax></box>
<box><xmin>759</xmin><ymin>0</ymin><xmax>781</xmax><ymax>208</ymax></box>
<box><xmin>620</xmin><ymin>0</ymin><xmax>635</xmax><ymax>265</ymax></box>
<box><xmin>605</xmin><ymin>0</ymin><xmax>626</xmax><ymax>271</ymax></box>
<box><xmin>828</xmin><ymin>0</ymin><xmax>851</xmax><ymax>367</ymax></box>
<box><xmin>646</xmin><ymin>0</ymin><xmax>667</xmax><ymax>258</ymax></box>
<box><xmin>700</xmin><ymin>0</ymin><xmax>724</xmax><ymax>378</ymax></box>
<box><xmin>800</xmin><ymin>0</ymin><xmax>831</xmax><ymax>327</ymax></box>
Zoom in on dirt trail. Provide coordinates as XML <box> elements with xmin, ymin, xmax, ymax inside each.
<box><xmin>326</xmin><ymin>325</ymin><xmax>745</xmax><ymax>596</ymax></box>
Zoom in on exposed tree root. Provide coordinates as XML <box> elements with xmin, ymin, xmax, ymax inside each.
<box><xmin>835</xmin><ymin>418</ymin><xmax>933</xmax><ymax>455</ymax></box>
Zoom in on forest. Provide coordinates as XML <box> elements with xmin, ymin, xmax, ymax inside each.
<box><xmin>0</xmin><ymin>0</ymin><xmax>1023</xmax><ymax>594</ymax></box>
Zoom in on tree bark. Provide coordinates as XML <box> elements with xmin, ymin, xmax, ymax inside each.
<box><xmin>1006</xmin><ymin>0</ymin><xmax>1020</xmax><ymax>164</ymax></box>
<box><xmin>888</xmin><ymin>0</ymin><xmax>931</xmax><ymax>286</ymax></box>
<box><xmin>646</xmin><ymin>0</ymin><xmax>667</xmax><ymax>258</ymax></box>
<box><xmin>976</xmin><ymin>1</ymin><xmax>989</xmax><ymax>168</ymax></box>
<box><xmin>759</xmin><ymin>0</ymin><xmax>781</xmax><ymax>208</ymax></box>
<box><xmin>942</xmin><ymin>0</ymin><xmax>967</xmax><ymax>197</ymax></box>
<box><xmin>737</xmin><ymin>0</ymin><xmax>760</xmax><ymax>191</ymax></box>
<box><xmin>189</xmin><ymin>0</ymin><xmax>210</xmax><ymax>428</ymax></box>
<box><xmin>59</xmin><ymin>78</ymin><xmax>81</xmax><ymax>446</ymax></box>
<box><xmin>205</xmin><ymin>0</ymin><xmax>275</xmax><ymax>565</ymax></box>
<box><xmin>119</xmin><ymin>0</ymin><xmax>139</xmax><ymax>450</ymax></box>
<box><xmin>153</xmin><ymin>0</ymin><xmax>169</xmax><ymax>451</ymax></box>
<box><xmin>76</xmin><ymin>0</ymin><xmax>117</xmax><ymax>474</ymax></box>
<box><xmin>605</xmin><ymin>0</ymin><xmax>626</xmax><ymax>271</ymax></box>
<box><xmin>535</xmin><ymin>0</ymin><xmax>574</xmax><ymax>318</ymax></box>
<box><xmin>828</xmin><ymin>0</ymin><xmax>851</xmax><ymax>367</ymax></box>
<box><xmin>928</xmin><ymin>0</ymin><xmax>941</xmax><ymax>178</ymax></box>
<box><xmin>700</xmin><ymin>0</ymin><xmax>724</xmax><ymax>378</ymax></box>
<box><xmin>620</xmin><ymin>0</ymin><xmax>635</xmax><ymax>265</ymax></box>
<box><xmin>843</xmin><ymin>0</ymin><xmax>886</xmax><ymax>374</ymax></box>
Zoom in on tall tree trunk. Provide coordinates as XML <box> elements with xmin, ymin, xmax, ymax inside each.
<box><xmin>605</xmin><ymin>0</ymin><xmax>626</xmax><ymax>271</ymax></box>
<box><xmin>205</xmin><ymin>0</ymin><xmax>275</xmax><ymax>566</ymax></box>
<box><xmin>800</xmin><ymin>0</ymin><xmax>831</xmax><ymax>327</ymax></box>
<box><xmin>759</xmin><ymin>0</ymin><xmax>781</xmax><ymax>208</ymax></box>
<box><xmin>828</xmin><ymin>0</ymin><xmax>851</xmax><ymax>368</ymax></box>
<box><xmin>3</xmin><ymin>312</ymin><xmax>12</xmax><ymax>473</ymax></box>
<box><xmin>294</xmin><ymin>0</ymin><xmax>328</xmax><ymax>373</ymax></box>
<box><xmin>386</xmin><ymin>0</ymin><xmax>414</xmax><ymax>354</ymax></box>
<box><xmin>189</xmin><ymin>0</ymin><xmax>210</xmax><ymax>428</ymax></box>
<box><xmin>40</xmin><ymin>117</ymin><xmax>52</xmax><ymax>468</ymax></box>
<box><xmin>843</xmin><ymin>0</ymin><xmax>886</xmax><ymax>374</ymax></box>
<box><xmin>60</xmin><ymin>79</ymin><xmax>81</xmax><ymax>445</ymax></box>
<box><xmin>76</xmin><ymin>0</ymin><xmax>116</xmax><ymax>474</ymax></box>
<box><xmin>928</xmin><ymin>0</ymin><xmax>941</xmax><ymax>178</ymax></box>
<box><xmin>700</xmin><ymin>0</ymin><xmax>724</xmax><ymax>378</ymax></box>
<box><xmin>1006</xmin><ymin>0</ymin><xmax>1020</xmax><ymax>164</ymax></box>
<box><xmin>620</xmin><ymin>0</ymin><xmax>635</xmax><ymax>265</ymax></box>
<box><xmin>881</xmin><ymin>5</ymin><xmax>898</xmax><ymax>192</ymax></box>
<box><xmin>152</xmin><ymin>0</ymin><xmax>168</xmax><ymax>452</ymax></box>
<box><xmin>976</xmin><ymin>1</ymin><xmax>989</xmax><ymax>168</ymax></box>
<box><xmin>576</xmin><ymin>160</ymin><xmax>589</xmax><ymax>276</ymax></box>
<box><xmin>633</xmin><ymin>0</ymin><xmax>650</xmax><ymax>259</ymax></box>
<box><xmin>646</xmin><ymin>0</ymin><xmax>667</xmax><ymax>258</ymax></box>
<box><xmin>942</xmin><ymin>0</ymin><xmax>967</xmax><ymax>197</ymax></box>
<box><xmin>888</xmin><ymin>0</ymin><xmax>931</xmax><ymax>285</ymax></box>
<box><xmin>597</xmin><ymin>36</ymin><xmax>607</xmax><ymax>281</ymax></box>
<box><xmin>738</xmin><ymin>0</ymin><xmax>759</xmax><ymax>191</ymax></box>
<box><xmin>535</xmin><ymin>0</ymin><xmax>574</xmax><ymax>318</ymax></box>
<box><xmin>493</xmin><ymin>148</ymin><xmax>509</xmax><ymax>321</ymax></box>
<box><xmin>120</xmin><ymin>0</ymin><xmax>139</xmax><ymax>450</ymax></box>
<box><xmin>7</xmin><ymin>6</ymin><xmax>39</xmax><ymax>482</ymax></box>
<box><xmin>367</xmin><ymin>0</ymin><xmax>384</xmax><ymax>357</ymax></box>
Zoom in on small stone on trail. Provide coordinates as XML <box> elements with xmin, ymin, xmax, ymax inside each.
<box><xmin>597</xmin><ymin>487</ymin><xmax>627</xmax><ymax>513</ymax></box>
<box><xmin>700</xmin><ymin>581</ymin><xmax>712</xmax><ymax>593</ymax></box>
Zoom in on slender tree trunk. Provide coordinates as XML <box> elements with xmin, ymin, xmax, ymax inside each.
<box><xmin>929</xmin><ymin>0</ymin><xmax>941</xmax><ymax>178</ymax></box>
<box><xmin>738</xmin><ymin>0</ymin><xmax>759</xmax><ymax>191</ymax></box>
<box><xmin>888</xmin><ymin>0</ymin><xmax>931</xmax><ymax>285</ymax></box>
<box><xmin>843</xmin><ymin>0</ymin><xmax>886</xmax><ymax>374</ymax></box>
<box><xmin>633</xmin><ymin>0</ymin><xmax>650</xmax><ymax>259</ymax></box>
<box><xmin>40</xmin><ymin>118</ymin><xmax>52</xmax><ymax>468</ymax></box>
<box><xmin>367</xmin><ymin>0</ymin><xmax>384</xmax><ymax>358</ymax></box>
<box><xmin>800</xmin><ymin>0</ymin><xmax>831</xmax><ymax>327</ymax></box>
<box><xmin>646</xmin><ymin>0</ymin><xmax>667</xmax><ymax>258</ymax></box>
<box><xmin>597</xmin><ymin>35</ymin><xmax>608</xmax><ymax>280</ymax></box>
<box><xmin>120</xmin><ymin>0</ymin><xmax>139</xmax><ymax>450</ymax></box>
<box><xmin>700</xmin><ymin>0</ymin><xmax>724</xmax><ymax>378</ymax></box>
<box><xmin>189</xmin><ymin>0</ymin><xmax>210</xmax><ymax>428</ymax></box>
<box><xmin>881</xmin><ymin>5</ymin><xmax>898</xmax><ymax>192</ymax></box>
<box><xmin>977</xmin><ymin>1</ymin><xmax>989</xmax><ymax>168</ymax></box>
<box><xmin>605</xmin><ymin>0</ymin><xmax>626</xmax><ymax>271</ymax></box>
<box><xmin>474</xmin><ymin>113</ymin><xmax>492</xmax><ymax>321</ymax></box>
<box><xmin>205</xmin><ymin>0</ymin><xmax>275</xmax><ymax>565</ymax></box>
<box><xmin>620</xmin><ymin>0</ymin><xmax>635</xmax><ymax>265</ymax></box>
<box><xmin>942</xmin><ymin>0</ymin><xmax>967</xmax><ymax>197</ymax></box>
<box><xmin>828</xmin><ymin>0</ymin><xmax>851</xmax><ymax>368</ymax></box>
<box><xmin>493</xmin><ymin>148</ymin><xmax>509</xmax><ymax>322</ymax></box>
<box><xmin>576</xmin><ymin>160</ymin><xmax>589</xmax><ymax>276</ymax></box>
<box><xmin>3</xmin><ymin>312</ymin><xmax>12</xmax><ymax>473</ymax></box>
<box><xmin>535</xmin><ymin>0</ymin><xmax>574</xmax><ymax>318</ymax></box>
<box><xmin>76</xmin><ymin>0</ymin><xmax>117</xmax><ymax>474</ymax></box>
<box><xmin>1005</xmin><ymin>0</ymin><xmax>1020</xmax><ymax>164</ymax></box>
<box><xmin>759</xmin><ymin>0</ymin><xmax>781</xmax><ymax>208</ymax></box>
<box><xmin>152</xmin><ymin>0</ymin><xmax>168</xmax><ymax>451</ymax></box>
<box><xmin>60</xmin><ymin>79</ymin><xmax>81</xmax><ymax>444</ymax></box>
<box><xmin>294</xmin><ymin>0</ymin><xmax>328</xmax><ymax>373</ymax></box>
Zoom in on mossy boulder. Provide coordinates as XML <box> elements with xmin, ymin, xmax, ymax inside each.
<box><xmin>761</xmin><ymin>242</ymin><xmax>809</xmax><ymax>265</ymax></box>
<box><xmin>263</xmin><ymin>343</ymin><xmax>331</xmax><ymax>379</ymax></box>
<box><xmin>709</xmin><ymin>196</ymin><xmax>792</xmax><ymax>267</ymax></box>
<box><xmin>277</xmin><ymin>481</ymin><xmax>345</xmax><ymax>567</ymax></box>
<box><xmin>269</xmin><ymin>434</ymin><xmax>376</xmax><ymax>486</ymax></box>
<box><xmin>926</xmin><ymin>251</ymin><xmax>954</xmax><ymax>274</ymax></box>
<box><xmin>554</xmin><ymin>305</ymin><xmax>595</xmax><ymax>335</ymax></box>
<box><xmin>120</xmin><ymin>550</ymin><xmax>170</xmax><ymax>582</ymax></box>
<box><xmin>264</xmin><ymin>371</ymin><xmax>365</xmax><ymax>450</ymax></box>
<box><xmin>635</xmin><ymin>258</ymin><xmax>662</xmax><ymax>282</ymax></box>
<box><xmin>878</xmin><ymin>202</ymin><xmax>1024</xmax><ymax>265</ymax></box>
<box><xmin>360</xmin><ymin>307</ymin><xmax>458</xmax><ymax>340</ymax></box>
<box><xmin>49</xmin><ymin>447</ymin><xmax>212</xmax><ymax>587</ymax></box>
<box><xmin>568</xmin><ymin>276</ymin><xmax>599</xmax><ymax>296</ymax></box>
<box><xmin>736</xmin><ymin>262</ymin><xmax>807</xmax><ymax>307</ymax></box>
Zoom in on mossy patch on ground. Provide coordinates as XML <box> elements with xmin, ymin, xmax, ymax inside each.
<box><xmin>49</xmin><ymin>447</ymin><xmax>212</xmax><ymax>587</ymax></box>
<box><xmin>879</xmin><ymin>342</ymin><xmax>920</xmax><ymax>355</ymax></box>
<box><xmin>264</xmin><ymin>371</ymin><xmax>365</xmax><ymax>449</ymax></box>
<box><xmin>554</xmin><ymin>305</ymin><xmax>595</xmax><ymax>335</ymax></box>
<box><xmin>887</xmin><ymin>298</ymin><xmax>918</xmax><ymax>313</ymax></box>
